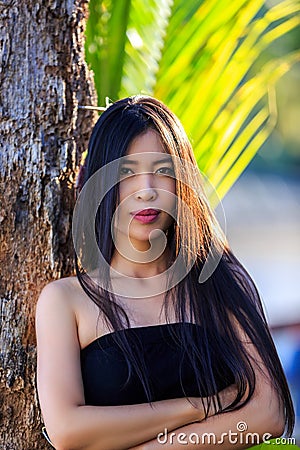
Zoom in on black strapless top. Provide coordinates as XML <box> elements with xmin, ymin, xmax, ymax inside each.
<box><xmin>80</xmin><ymin>323</ymin><xmax>234</xmax><ymax>406</ymax></box>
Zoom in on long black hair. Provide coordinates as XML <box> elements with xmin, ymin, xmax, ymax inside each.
<box><xmin>75</xmin><ymin>95</ymin><xmax>294</xmax><ymax>435</ymax></box>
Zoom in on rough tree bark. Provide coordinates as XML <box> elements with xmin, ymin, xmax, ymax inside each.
<box><xmin>0</xmin><ymin>0</ymin><xmax>97</xmax><ymax>448</ymax></box>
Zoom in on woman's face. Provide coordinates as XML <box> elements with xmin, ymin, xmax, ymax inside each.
<box><xmin>113</xmin><ymin>129</ymin><xmax>176</xmax><ymax>252</ymax></box>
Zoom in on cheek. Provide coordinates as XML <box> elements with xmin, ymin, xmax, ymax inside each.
<box><xmin>160</xmin><ymin>190</ymin><xmax>177</xmax><ymax>219</ymax></box>
<box><xmin>162</xmin><ymin>177</ymin><xmax>176</xmax><ymax>194</ymax></box>
<box><xmin>165</xmin><ymin>176</ymin><xmax>176</xmax><ymax>197</ymax></box>
<box><xmin>118</xmin><ymin>178</ymin><xmax>137</xmax><ymax>202</ymax></box>
<box><xmin>157</xmin><ymin>178</ymin><xmax>176</xmax><ymax>206</ymax></box>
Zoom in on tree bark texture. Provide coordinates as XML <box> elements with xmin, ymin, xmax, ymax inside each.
<box><xmin>0</xmin><ymin>0</ymin><xmax>97</xmax><ymax>447</ymax></box>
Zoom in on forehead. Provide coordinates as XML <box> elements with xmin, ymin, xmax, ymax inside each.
<box><xmin>126</xmin><ymin>130</ymin><xmax>166</xmax><ymax>156</ymax></box>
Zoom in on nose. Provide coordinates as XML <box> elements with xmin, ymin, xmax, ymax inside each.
<box><xmin>134</xmin><ymin>173</ymin><xmax>157</xmax><ymax>202</ymax></box>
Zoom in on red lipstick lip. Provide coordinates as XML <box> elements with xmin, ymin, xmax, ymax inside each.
<box><xmin>131</xmin><ymin>209</ymin><xmax>161</xmax><ymax>224</ymax></box>
<box><xmin>131</xmin><ymin>209</ymin><xmax>160</xmax><ymax>216</ymax></box>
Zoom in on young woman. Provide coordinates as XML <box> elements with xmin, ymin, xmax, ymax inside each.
<box><xmin>36</xmin><ymin>95</ymin><xmax>295</xmax><ymax>450</ymax></box>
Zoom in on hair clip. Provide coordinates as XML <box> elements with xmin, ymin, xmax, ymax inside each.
<box><xmin>78</xmin><ymin>105</ymin><xmax>106</xmax><ymax>111</ymax></box>
<box><xmin>78</xmin><ymin>97</ymin><xmax>113</xmax><ymax>112</ymax></box>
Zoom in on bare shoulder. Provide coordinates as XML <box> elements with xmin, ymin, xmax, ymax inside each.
<box><xmin>36</xmin><ymin>277</ymin><xmax>81</xmax><ymax>312</ymax></box>
<box><xmin>38</xmin><ymin>276</ymin><xmax>80</xmax><ymax>296</ymax></box>
<box><xmin>35</xmin><ymin>277</ymin><xmax>81</xmax><ymax>342</ymax></box>
<box><xmin>36</xmin><ymin>276</ymin><xmax>102</xmax><ymax>349</ymax></box>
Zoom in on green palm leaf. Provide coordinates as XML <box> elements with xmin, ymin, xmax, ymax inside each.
<box><xmin>155</xmin><ymin>1</ymin><xmax>300</xmax><ymax>185</ymax></box>
<box><xmin>85</xmin><ymin>0</ymin><xmax>132</xmax><ymax>104</ymax></box>
<box><xmin>85</xmin><ymin>0</ymin><xmax>300</xmax><ymax>200</ymax></box>
<box><xmin>120</xmin><ymin>0</ymin><xmax>173</xmax><ymax>97</ymax></box>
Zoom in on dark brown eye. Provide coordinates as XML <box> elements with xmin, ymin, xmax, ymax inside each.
<box><xmin>156</xmin><ymin>167</ymin><xmax>174</xmax><ymax>176</ymax></box>
<box><xmin>119</xmin><ymin>167</ymin><xmax>134</xmax><ymax>176</ymax></box>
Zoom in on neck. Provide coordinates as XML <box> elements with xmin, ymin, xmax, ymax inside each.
<box><xmin>110</xmin><ymin>245</ymin><xmax>171</xmax><ymax>279</ymax></box>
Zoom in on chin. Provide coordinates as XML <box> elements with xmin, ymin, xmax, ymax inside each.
<box><xmin>129</xmin><ymin>229</ymin><xmax>168</xmax><ymax>249</ymax></box>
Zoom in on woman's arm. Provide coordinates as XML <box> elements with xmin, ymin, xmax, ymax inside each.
<box><xmin>36</xmin><ymin>281</ymin><xmax>217</xmax><ymax>450</ymax></box>
<box><xmin>130</xmin><ymin>338</ymin><xmax>285</xmax><ymax>449</ymax></box>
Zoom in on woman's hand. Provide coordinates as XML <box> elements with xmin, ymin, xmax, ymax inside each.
<box><xmin>188</xmin><ymin>383</ymin><xmax>238</xmax><ymax>422</ymax></box>
<box><xmin>218</xmin><ymin>383</ymin><xmax>239</xmax><ymax>410</ymax></box>
<box><xmin>129</xmin><ymin>385</ymin><xmax>239</xmax><ymax>450</ymax></box>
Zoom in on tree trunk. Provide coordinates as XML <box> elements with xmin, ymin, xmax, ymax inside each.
<box><xmin>0</xmin><ymin>0</ymin><xmax>97</xmax><ymax>447</ymax></box>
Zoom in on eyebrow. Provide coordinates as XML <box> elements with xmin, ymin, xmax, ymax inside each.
<box><xmin>121</xmin><ymin>157</ymin><xmax>173</xmax><ymax>165</ymax></box>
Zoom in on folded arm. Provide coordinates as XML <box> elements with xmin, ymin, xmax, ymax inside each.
<box><xmin>130</xmin><ymin>335</ymin><xmax>285</xmax><ymax>449</ymax></box>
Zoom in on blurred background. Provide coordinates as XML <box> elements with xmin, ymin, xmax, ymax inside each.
<box><xmin>85</xmin><ymin>0</ymin><xmax>300</xmax><ymax>438</ymax></box>
<box><xmin>220</xmin><ymin>62</ymin><xmax>300</xmax><ymax>438</ymax></box>
<box><xmin>219</xmin><ymin>17</ymin><xmax>300</xmax><ymax>436</ymax></box>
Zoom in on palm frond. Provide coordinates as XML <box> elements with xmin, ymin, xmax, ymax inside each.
<box><xmin>85</xmin><ymin>0</ymin><xmax>300</xmax><ymax>200</ymax></box>
<box><xmin>120</xmin><ymin>0</ymin><xmax>173</xmax><ymax>97</ymax></box>
<box><xmin>154</xmin><ymin>0</ymin><xmax>300</xmax><ymax>199</ymax></box>
<box><xmin>85</xmin><ymin>0</ymin><xmax>132</xmax><ymax>104</ymax></box>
